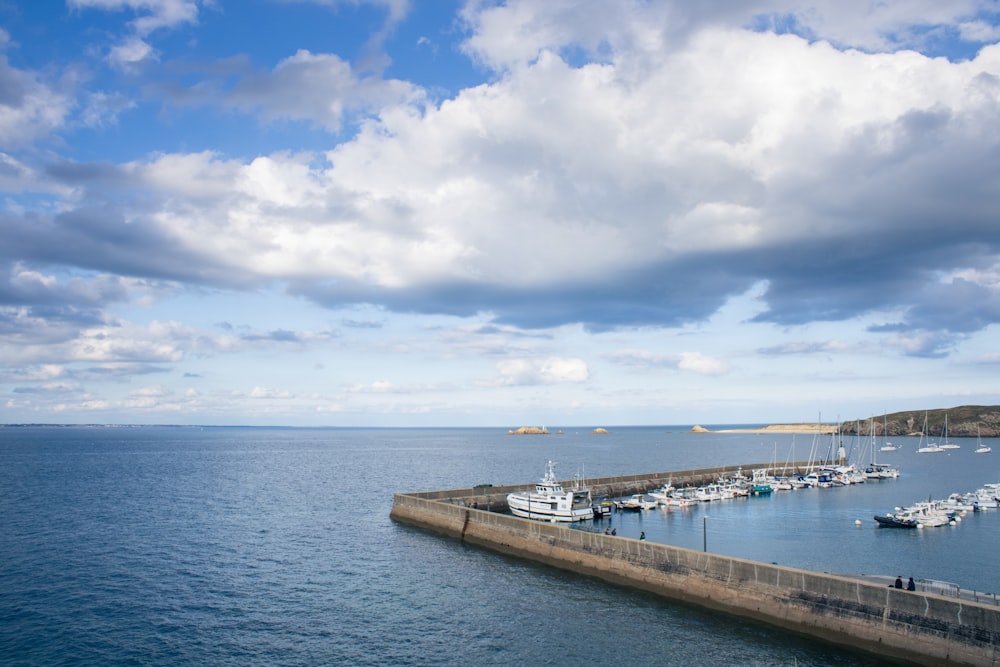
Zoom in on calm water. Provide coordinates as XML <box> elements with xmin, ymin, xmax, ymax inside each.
<box><xmin>2</xmin><ymin>425</ymin><xmax>997</xmax><ymax>665</ymax></box>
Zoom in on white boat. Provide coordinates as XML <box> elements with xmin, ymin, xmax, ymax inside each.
<box><xmin>864</xmin><ymin>462</ymin><xmax>899</xmax><ymax>480</ymax></box>
<box><xmin>975</xmin><ymin>424</ymin><xmax>991</xmax><ymax>453</ymax></box>
<box><xmin>649</xmin><ymin>485</ymin><xmax>699</xmax><ymax>507</ymax></box>
<box><xmin>972</xmin><ymin>483</ymin><xmax>1000</xmax><ymax>509</ymax></box>
<box><xmin>507</xmin><ymin>461</ymin><xmax>595</xmax><ymax>522</ymax></box>
<box><xmin>939</xmin><ymin>415</ymin><xmax>960</xmax><ymax>449</ymax></box>
<box><xmin>939</xmin><ymin>493</ymin><xmax>978</xmax><ymax>513</ymax></box>
<box><xmin>879</xmin><ymin>414</ymin><xmax>898</xmax><ymax>451</ymax></box>
<box><xmin>694</xmin><ymin>485</ymin><xmax>723</xmax><ymax>501</ymax></box>
<box><xmin>864</xmin><ymin>419</ymin><xmax>900</xmax><ymax>479</ymax></box>
<box><xmin>896</xmin><ymin>502</ymin><xmax>953</xmax><ymax>527</ymax></box>
<box><xmin>916</xmin><ymin>412</ymin><xmax>945</xmax><ymax>453</ymax></box>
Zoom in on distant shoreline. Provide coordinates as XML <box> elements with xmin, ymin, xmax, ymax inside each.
<box><xmin>692</xmin><ymin>423</ymin><xmax>838</xmax><ymax>434</ymax></box>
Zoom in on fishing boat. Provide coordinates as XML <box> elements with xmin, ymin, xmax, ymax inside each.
<box><xmin>506</xmin><ymin>460</ymin><xmax>595</xmax><ymax>522</ymax></box>
<box><xmin>749</xmin><ymin>468</ymin><xmax>773</xmax><ymax>495</ymax></box>
<box><xmin>649</xmin><ymin>484</ymin><xmax>699</xmax><ymax>507</ymax></box>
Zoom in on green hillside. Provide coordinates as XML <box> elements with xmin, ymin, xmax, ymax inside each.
<box><xmin>839</xmin><ymin>405</ymin><xmax>1000</xmax><ymax>438</ymax></box>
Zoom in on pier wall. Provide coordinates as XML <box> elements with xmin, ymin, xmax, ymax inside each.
<box><xmin>391</xmin><ymin>466</ymin><xmax>1000</xmax><ymax>667</ymax></box>
<box><xmin>423</xmin><ymin>461</ymin><xmax>799</xmax><ymax>512</ymax></box>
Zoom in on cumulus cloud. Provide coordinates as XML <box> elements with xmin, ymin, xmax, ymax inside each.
<box><xmin>2</xmin><ymin>0</ymin><xmax>1000</xmax><ymax>393</ymax></box>
<box><xmin>0</xmin><ymin>54</ymin><xmax>76</xmax><ymax>149</ymax></box>
<box><xmin>69</xmin><ymin>0</ymin><xmax>200</xmax><ymax>66</ymax></box>
<box><xmin>220</xmin><ymin>50</ymin><xmax>424</xmax><ymax>132</ymax></box>
<box><xmin>494</xmin><ymin>357</ymin><xmax>589</xmax><ymax>386</ymax></box>
<box><xmin>460</xmin><ymin>0</ymin><xmax>1000</xmax><ymax>71</ymax></box>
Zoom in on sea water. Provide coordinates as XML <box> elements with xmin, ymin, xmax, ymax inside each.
<box><xmin>2</xmin><ymin>425</ymin><xmax>996</xmax><ymax>666</ymax></box>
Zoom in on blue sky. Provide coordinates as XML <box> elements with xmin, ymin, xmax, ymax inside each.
<box><xmin>2</xmin><ymin>0</ymin><xmax>1000</xmax><ymax>427</ymax></box>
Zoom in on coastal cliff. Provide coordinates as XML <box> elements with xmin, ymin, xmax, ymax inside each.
<box><xmin>838</xmin><ymin>405</ymin><xmax>1000</xmax><ymax>438</ymax></box>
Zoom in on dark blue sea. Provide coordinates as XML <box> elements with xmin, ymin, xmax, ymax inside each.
<box><xmin>3</xmin><ymin>425</ymin><xmax>998</xmax><ymax>666</ymax></box>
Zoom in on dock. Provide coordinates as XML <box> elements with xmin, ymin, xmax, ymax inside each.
<box><xmin>391</xmin><ymin>463</ymin><xmax>1000</xmax><ymax>667</ymax></box>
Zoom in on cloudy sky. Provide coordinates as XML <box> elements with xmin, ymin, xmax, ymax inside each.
<box><xmin>1</xmin><ymin>1</ymin><xmax>999</xmax><ymax>427</ymax></box>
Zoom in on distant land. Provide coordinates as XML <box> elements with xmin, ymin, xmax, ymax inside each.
<box><xmin>693</xmin><ymin>423</ymin><xmax>837</xmax><ymax>434</ymax></box>
<box><xmin>693</xmin><ymin>405</ymin><xmax>1000</xmax><ymax>438</ymax></box>
<box><xmin>836</xmin><ymin>405</ymin><xmax>1000</xmax><ymax>438</ymax></box>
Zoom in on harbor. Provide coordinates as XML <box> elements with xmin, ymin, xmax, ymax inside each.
<box><xmin>7</xmin><ymin>424</ymin><xmax>1000</xmax><ymax>666</ymax></box>
<box><xmin>393</xmin><ymin>442</ymin><xmax>1000</xmax><ymax>666</ymax></box>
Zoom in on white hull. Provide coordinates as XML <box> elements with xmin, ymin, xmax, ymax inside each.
<box><xmin>506</xmin><ymin>460</ymin><xmax>594</xmax><ymax>522</ymax></box>
<box><xmin>507</xmin><ymin>499</ymin><xmax>593</xmax><ymax>522</ymax></box>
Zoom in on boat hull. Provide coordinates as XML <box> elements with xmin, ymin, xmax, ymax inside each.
<box><xmin>507</xmin><ymin>499</ymin><xmax>594</xmax><ymax>522</ymax></box>
<box><xmin>874</xmin><ymin>514</ymin><xmax>917</xmax><ymax>528</ymax></box>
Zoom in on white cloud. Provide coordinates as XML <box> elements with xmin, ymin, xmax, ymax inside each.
<box><xmin>249</xmin><ymin>386</ymin><xmax>294</xmax><ymax>399</ymax></box>
<box><xmin>0</xmin><ymin>58</ymin><xmax>75</xmax><ymax>149</ymax></box>
<box><xmin>224</xmin><ymin>50</ymin><xmax>423</xmax><ymax>132</ymax></box>
<box><xmin>460</xmin><ymin>0</ymin><xmax>1000</xmax><ymax>71</ymax></box>
<box><xmin>677</xmin><ymin>351</ymin><xmax>731</xmax><ymax>376</ymax></box>
<box><xmin>108</xmin><ymin>37</ymin><xmax>155</xmax><ymax>68</ymax></box>
<box><xmin>606</xmin><ymin>349</ymin><xmax>731</xmax><ymax>375</ymax></box>
<box><xmin>69</xmin><ymin>0</ymin><xmax>200</xmax><ymax>36</ymax></box>
<box><xmin>495</xmin><ymin>357</ymin><xmax>589</xmax><ymax>386</ymax></box>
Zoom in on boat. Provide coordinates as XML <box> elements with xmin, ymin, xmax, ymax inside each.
<box><xmin>879</xmin><ymin>413</ymin><xmax>898</xmax><ymax>451</ymax></box>
<box><xmin>971</xmin><ymin>484</ymin><xmax>1000</xmax><ymax>509</ymax></box>
<box><xmin>940</xmin><ymin>415</ymin><xmax>960</xmax><ymax>449</ymax></box>
<box><xmin>873</xmin><ymin>512</ymin><xmax>918</xmax><ymax>528</ymax></box>
<box><xmin>890</xmin><ymin>500</ymin><xmax>956</xmax><ymax>527</ymax></box>
<box><xmin>916</xmin><ymin>412</ymin><xmax>945</xmax><ymax>453</ymax></box>
<box><xmin>864</xmin><ymin>462</ymin><xmax>900</xmax><ymax>480</ymax></box>
<box><xmin>864</xmin><ymin>420</ymin><xmax>900</xmax><ymax>479</ymax></box>
<box><xmin>975</xmin><ymin>424</ymin><xmax>992</xmax><ymax>454</ymax></box>
<box><xmin>939</xmin><ymin>493</ymin><xmax>978</xmax><ymax>513</ymax></box>
<box><xmin>694</xmin><ymin>484</ymin><xmax>724</xmax><ymax>501</ymax></box>
<box><xmin>591</xmin><ymin>499</ymin><xmax>615</xmax><ymax>516</ymax></box>
<box><xmin>749</xmin><ymin>469</ymin><xmax>773</xmax><ymax>495</ymax></box>
<box><xmin>649</xmin><ymin>484</ymin><xmax>699</xmax><ymax>507</ymax></box>
<box><xmin>618</xmin><ymin>494</ymin><xmax>657</xmax><ymax>510</ymax></box>
<box><xmin>506</xmin><ymin>460</ymin><xmax>595</xmax><ymax>522</ymax></box>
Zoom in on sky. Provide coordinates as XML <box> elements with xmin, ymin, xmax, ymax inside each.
<box><xmin>1</xmin><ymin>0</ymin><xmax>999</xmax><ymax>427</ymax></box>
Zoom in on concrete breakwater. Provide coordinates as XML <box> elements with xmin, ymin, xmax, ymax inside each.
<box><xmin>391</xmin><ymin>463</ymin><xmax>1000</xmax><ymax>666</ymax></box>
<box><xmin>404</xmin><ymin>461</ymin><xmax>795</xmax><ymax>512</ymax></box>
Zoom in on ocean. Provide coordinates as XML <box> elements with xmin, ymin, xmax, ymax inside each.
<box><xmin>2</xmin><ymin>425</ymin><xmax>997</xmax><ymax>665</ymax></box>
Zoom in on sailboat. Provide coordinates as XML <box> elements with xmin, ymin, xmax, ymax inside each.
<box><xmin>866</xmin><ymin>417</ymin><xmax>900</xmax><ymax>479</ymax></box>
<box><xmin>976</xmin><ymin>424</ymin><xmax>992</xmax><ymax>454</ymax></box>
<box><xmin>940</xmin><ymin>414</ymin><xmax>960</xmax><ymax>450</ymax></box>
<box><xmin>916</xmin><ymin>412</ymin><xmax>945</xmax><ymax>453</ymax></box>
<box><xmin>879</xmin><ymin>413</ymin><xmax>897</xmax><ymax>452</ymax></box>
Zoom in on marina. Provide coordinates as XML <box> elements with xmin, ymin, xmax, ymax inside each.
<box><xmin>393</xmin><ymin>458</ymin><xmax>1000</xmax><ymax>666</ymax></box>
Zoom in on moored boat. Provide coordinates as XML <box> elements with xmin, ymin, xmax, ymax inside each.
<box><xmin>874</xmin><ymin>512</ymin><xmax>918</xmax><ymax>528</ymax></box>
<box><xmin>618</xmin><ymin>494</ymin><xmax>657</xmax><ymax>510</ymax></box>
<box><xmin>507</xmin><ymin>461</ymin><xmax>595</xmax><ymax>522</ymax></box>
